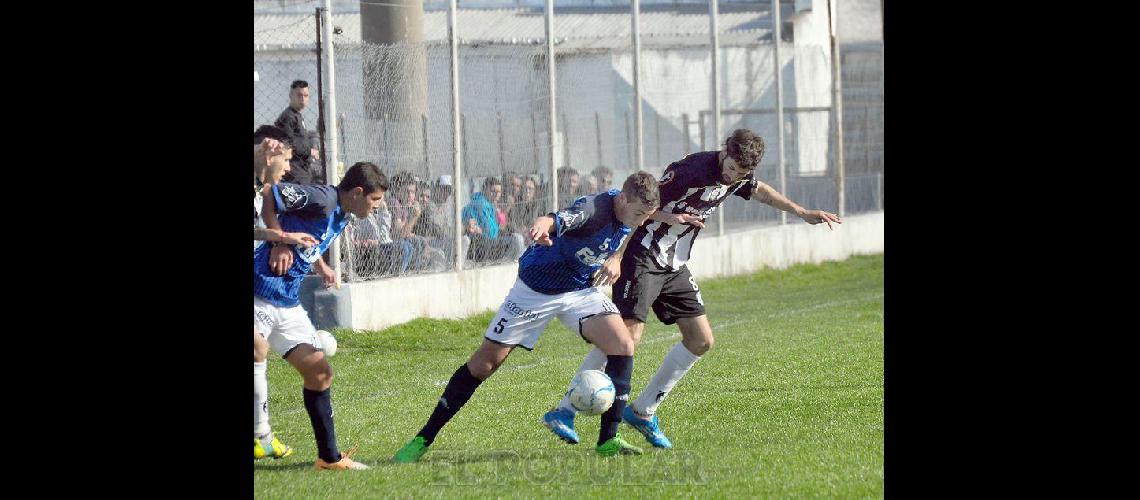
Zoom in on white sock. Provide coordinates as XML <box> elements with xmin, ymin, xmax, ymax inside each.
<box><xmin>557</xmin><ymin>347</ymin><xmax>608</xmax><ymax>414</ymax></box>
<box><xmin>631</xmin><ymin>342</ymin><xmax>701</xmax><ymax>416</ymax></box>
<box><xmin>254</xmin><ymin>361</ymin><xmax>271</xmax><ymax>437</ymax></box>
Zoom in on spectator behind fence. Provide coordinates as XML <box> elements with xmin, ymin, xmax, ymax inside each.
<box><xmin>462</xmin><ymin>176</ymin><xmax>524</xmax><ymax>263</ymax></box>
<box><xmin>502</xmin><ymin>172</ymin><xmax>523</xmax><ymax>207</ymax></box>
<box><xmin>591</xmin><ymin>166</ymin><xmax>614</xmax><ymax>191</ymax></box>
<box><xmin>274</xmin><ymin>80</ymin><xmax>321</xmax><ymax>185</ymax></box>
<box><xmin>345</xmin><ymin>194</ymin><xmax>413</xmax><ymax>278</ymax></box>
<box><xmin>412</xmin><ymin>178</ymin><xmax>442</xmax><ymax>239</ymax></box>
<box><xmin>390</xmin><ymin>171</ymin><xmax>448</xmax><ymax>272</ymax></box>
<box><xmin>577</xmin><ymin>173</ymin><xmax>599</xmax><ymax>198</ymax></box>
<box><xmin>415</xmin><ymin>178</ymin><xmax>449</xmax><ymax>265</ymax></box>
<box><xmin>507</xmin><ymin>176</ymin><xmax>546</xmax><ymax>245</ymax></box>
<box><xmin>557</xmin><ymin>166</ymin><xmax>580</xmax><ymax>205</ymax></box>
<box><xmin>413</xmin><ymin>175</ymin><xmax>457</xmax><ymax>263</ymax></box>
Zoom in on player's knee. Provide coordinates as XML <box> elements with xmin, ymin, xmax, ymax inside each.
<box><xmin>624</xmin><ymin>319</ymin><xmax>646</xmax><ymax>345</ymax></box>
<box><xmin>701</xmin><ymin>335</ymin><xmax>715</xmax><ymax>354</ymax></box>
<box><xmin>306</xmin><ymin>362</ymin><xmax>334</xmax><ymax>390</ymax></box>
<box><xmin>614</xmin><ymin>336</ymin><xmax>636</xmax><ymax>355</ymax></box>
<box><xmin>683</xmin><ymin>335</ymin><xmax>714</xmax><ymax>356</ymax></box>
<box><xmin>467</xmin><ymin>359</ymin><xmax>499</xmax><ymax>380</ymax></box>
<box><xmin>254</xmin><ymin>338</ymin><xmax>269</xmax><ymax>362</ymax></box>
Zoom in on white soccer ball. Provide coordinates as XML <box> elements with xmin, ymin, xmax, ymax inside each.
<box><xmin>317</xmin><ymin>330</ymin><xmax>337</xmax><ymax>357</ymax></box>
<box><xmin>567</xmin><ymin>369</ymin><xmax>615</xmax><ymax>415</ymax></box>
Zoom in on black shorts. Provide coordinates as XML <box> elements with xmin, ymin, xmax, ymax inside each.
<box><xmin>612</xmin><ymin>244</ymin><xmax>705</xmax><ymax>325</ymax></box>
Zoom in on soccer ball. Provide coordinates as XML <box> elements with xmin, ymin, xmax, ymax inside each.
<box><xmin>567</xmin><ymin>370</ymin><xmax>615</xmax><ymax>415</ymax></box>
<box><xmin>317</xmin><ymin>330</ymin><xmax>337</xmax><ymax>357</ymax></box>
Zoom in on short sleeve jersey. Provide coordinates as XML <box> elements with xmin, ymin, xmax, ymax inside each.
<box><xmin>632</xmin><ymin>151</ymin><xmax>757</xmax><ymax>270</ymax></box>
<box><xmin>253</xmin><ymin>183</ymin><xmax>349</xmax><ymax>306</ymax></box>
<box><xmin>517</xmin><ymin>190</ymin><xmax>632</xmax><ymax>294</ymax></box>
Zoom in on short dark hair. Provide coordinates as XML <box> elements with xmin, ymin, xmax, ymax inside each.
<box><xmin>253</xmin><ymin>124</ymin><xmax>290</xmax><ymax>146</ymax></box>
<box><xmin>482</xmin><ymin>176</ymin><xmax>502</xmax><ymax>192</ymax></box>
<box><xmin>621</xmin><ymin>171</ymin><xmax>660</xmax><ymax>208</ymax></box>
<box><xmin>338</xmin><ymin>162</ymin><xmax>388</xmax><ymax>194</ymax></box>
<box><xmin>591</xmin><ymin>166</ymin><xmax>613</xmax><ymax>179</ymax></box>
<box><xmin>724</xmin><ymin>129</ymin><xmax>765</xmax><ymax>170</ymax></box>
<box><xmin>290</xmin><ymin>80</ymin><xmax>309</xmax><ymax>90</ymax></box>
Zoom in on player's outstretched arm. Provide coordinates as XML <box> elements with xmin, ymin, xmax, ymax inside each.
<box><xmin>751</xmin><ymin>180</ymin><xmax>842</xmax><ymax>230</ymax></box>
<box><xmin>529</xmin><ymin>215</ymin><xmax>555</xmax><ymax>246</ymax></box>
<box><xmin>254</xmin><ymin>227</ymin><xmax>318</xmax><ymax>248</ymax></box>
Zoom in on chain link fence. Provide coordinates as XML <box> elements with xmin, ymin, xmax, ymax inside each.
<box><xmin>840</xmin><ymin>41</ymin><xmax>884</xmax><ymax>213</ymax></box>
<box><xmin>254</xmin><ymin>2</ymin><xmax>327</xmax><ymax>184</ymax></box>
<box><xmin>253</xmin><ymin>1</ymin><xmax>884</xmax><ymax>284</ymax></box>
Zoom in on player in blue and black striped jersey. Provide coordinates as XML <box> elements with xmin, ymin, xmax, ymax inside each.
<box><xmin>393</xmin><ymin>172</ymin><xmax>660</xmax><ymax>462</ymax></box>
<box><xmin>254</xmin><ymin>161</ymin><xmax>388</xmax><ymax>471</ymax></box>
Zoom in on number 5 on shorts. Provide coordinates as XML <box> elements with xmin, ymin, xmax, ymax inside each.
<box><xmin>493</xmin><ymin>317</ymin><xmax>508</xmax><ymax>334</ymax></box>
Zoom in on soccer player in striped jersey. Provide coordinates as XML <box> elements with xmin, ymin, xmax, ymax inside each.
<box><xmin>543</xmin><ymin>129</ymin><xmax>842</xmax><ymax>449</ymax></box>
<box><xmin>254</xmin><ymin>161</ymin><xmax>388</xmax><ymax>470</ymax></box>
<box><xmin>393</xmin><ymin>172</ymin><xmax>660</xmax><ymax>463</ymax></box>
<box><xmin>252</xmin><ymin>133</ymin><xmax>319</xmax><ymax>460</ymax></box>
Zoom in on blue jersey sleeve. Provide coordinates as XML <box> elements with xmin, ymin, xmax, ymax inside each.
<box><xmin>272</xmin><ymin>183</ymin><xmax>338</xmax><ymax>218</ymax></box>
<box><xmin>552</xmin><ymin>195</ymin><xmax>596</xmax><ymax>237</ymax></box>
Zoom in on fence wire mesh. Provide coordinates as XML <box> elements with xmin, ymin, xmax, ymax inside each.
<box><xmin>254</xmin><ymin>4</ymin><xmax>328</xmax><ymax>185</ymax></box>
<box><xmin>253</xmin><ymin>1</ymin><xmax>884</xmax><ymax>284</ymax></box>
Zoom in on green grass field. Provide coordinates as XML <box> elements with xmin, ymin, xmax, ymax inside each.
<box><xmin>255</xmin><ymin>253</ymin><xmax>884</xmax><ymax>498</ymax></box>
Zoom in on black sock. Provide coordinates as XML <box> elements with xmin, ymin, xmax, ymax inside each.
<box><xmin>302</xmin><ymin>387</ymin><xmax>340</xmax><ymax>463</ymax></box>
<box><xmin>599</xmin><ymin>355</ymin><xmax>633</xmax><ymax>446</ymax></box>
<box><xmin>417</xmin><ymin>363</ymin><xmax>484</xmax><ymax>446</ymax></box>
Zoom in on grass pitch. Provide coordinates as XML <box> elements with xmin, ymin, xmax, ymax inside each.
<box><xmin>255</xmin><ymin>253</ymin><xmax>884</xmax><ymax>498</ymax></box>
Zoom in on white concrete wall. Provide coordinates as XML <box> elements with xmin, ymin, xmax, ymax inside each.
<box><xmin>687</xmin><ymin>210</ymin><xmax>882</xmax><ymax>279</ymax></box>
<box><xmin>343</xmin><ymin>210</ymin><xmax>883</xmax><ymax>330</ymax></box>
<box><xmin>347</xmin><ymin>260</ymin><xmax>517</xmax><ymax>329</ymax></box>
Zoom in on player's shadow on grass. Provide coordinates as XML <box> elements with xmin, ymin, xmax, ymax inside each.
<box><xmin>254</xmin><ymin>458</ymin><xmax>405</xmax><ymax>472</ymax></box>
<box><xmin>254</xmin><ymin>462</ymin><xmax>319</xmax><ymax>472</ymax></box>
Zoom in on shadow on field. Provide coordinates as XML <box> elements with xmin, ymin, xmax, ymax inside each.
<box><xmin>253</xmin><ymin>462</ymin><xmax>317</xmax><ymax>472</ymax></box>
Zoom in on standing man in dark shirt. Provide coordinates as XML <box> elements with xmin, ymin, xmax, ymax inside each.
<box><xmin>275</xmin><ymin>80</ymin><xmax>322</xmax><ymax>185</ymax></box>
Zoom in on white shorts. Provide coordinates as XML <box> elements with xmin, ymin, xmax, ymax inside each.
<box><xmin>484</xmin><ymin>280</ymin><xmax>620</xmax><ymax>351</ymax></box>
<box><xmin>254</xmin><ymin>296</ymin><xmax>324</xmax><ymax>358</ymax></box>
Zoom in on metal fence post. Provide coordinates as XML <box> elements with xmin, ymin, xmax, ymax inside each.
<box><xmin>772</xmin><ymin>0</ymin><xmax>787</xmax><ymax>225</ymax></box>
<box><xmin>828</xmin><ymin>0</ymin><xmax>846</xmax><ymax>217</ymax></box>
<box><xmin>320</xmin><ymin>0</ymin><xmax>344</xmax><ymax>284</ymax></box>
<box><xmin>710</xmin><ymin>0</ymin><xmax>724</xmax><ymax>235</ymax></box>
<box><xmin>546</xmin><ymin>0</ymin><xmax>559</xmax><ymax>210</ymax></box>
<box><xmin>448</xmin><ymin>0</ymin><xmax>463</xmax><ymax>271</ymax></box>
<box><xmin>632</xmin><ymin>0</ymin><xmax>644</xmax><ymax>173</ymax></box>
